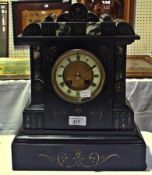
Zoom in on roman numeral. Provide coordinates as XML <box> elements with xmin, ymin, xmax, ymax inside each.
<box><xmin>60</xmin><ymin>82</ymin><xmax>65</xmax><ymax>87</ymax></box>
<box><xmin>86</xmin><ymin>58</ymin><xmax>89</xmax><ymax>62</ymax></box>
<box><xmin>60</xmin><ymin>65</ymin><xmax>65</xmax><ymax>68</ymax></box>
<box><xmin>94</xmin><ymin>74</ymin><xmax>99</xmax><ymax>78</ymax></box>
<box><xmin>67</xmin><ymin>89</ymin><xmax>72</xmax><ymax>94</ymax></box>
<box><xmin>76</xmin><ymin>91</ymin><xmax>80</xmax><ymax>97</ymax></box>
<box><xmin>76</xmin><ymin>51</ymin><xmax>80</xmax><ymax>60</ymax></box>
<box><xmin>67</xmin><ymin>57</ymin><xmax>71</xmax><ymax>62</ymax></box>
<box><xmin>91</xmin><ymin>82</ymin><xmax>97</xmax><ymax>87</ymax></box>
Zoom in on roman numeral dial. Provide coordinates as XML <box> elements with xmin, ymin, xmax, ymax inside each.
<box><xmin>51</xmin><ymin>49</ymin><xmax>105</xmax><ymax>103</ymax></box>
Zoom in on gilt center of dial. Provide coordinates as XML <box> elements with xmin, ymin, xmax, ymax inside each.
<box><xmin>63</xmin><ymin>61</ymin><xmax>93</xmax><ymax>91</ymax></box>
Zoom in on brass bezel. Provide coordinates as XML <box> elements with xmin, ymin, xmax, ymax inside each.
<box><xmin>51</xmin><ymin>49</ymin><xmax>106</xmax><ymax>104</ymax></box>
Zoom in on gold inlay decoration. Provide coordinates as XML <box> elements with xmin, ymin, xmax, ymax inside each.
<box><xmin>38</xmin><ymin>149</ymin><xmax>120</xmax><ymax>168</ymax></box>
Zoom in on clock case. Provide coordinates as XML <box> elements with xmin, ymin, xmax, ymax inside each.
<box><xmin>12</xmin><ymin>3</ymin><xmax>146</xmax><ymax>171</ymax></box>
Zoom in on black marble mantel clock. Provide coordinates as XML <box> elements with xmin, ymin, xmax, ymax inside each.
<box><xmin>12</xmin><ymin>3</ymin><xmax>146</xmax><ymax>171</ymax></box>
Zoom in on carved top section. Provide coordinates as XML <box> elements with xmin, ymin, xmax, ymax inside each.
<box><xmin>21</xmin><ymin>3</ymin><xmax>138</xmax><ymax>39</ymax></box>
<box><xmin>57</xmin><ymin>3</ymin><xmax>99</xmax><ymax>22</ymax></box>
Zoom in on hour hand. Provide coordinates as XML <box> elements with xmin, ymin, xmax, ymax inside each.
<box><xmin>76</xmin><ymin>51</ymin><xmax>80</xmax><ymax>61</ymax></box>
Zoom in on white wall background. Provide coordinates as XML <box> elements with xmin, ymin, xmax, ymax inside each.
<box><xmin>127</xmin><ymin>0</ymin><xmax>152</xmax><ymax>56</ymax></box>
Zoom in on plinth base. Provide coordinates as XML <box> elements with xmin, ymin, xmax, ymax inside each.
<box><xmin>12</xmin><ymin>128</ymin><xmax>146</xmax><ymax>171</ymax></box>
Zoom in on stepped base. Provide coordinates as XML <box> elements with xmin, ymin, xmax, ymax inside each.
<box><xmin>12</xmin><ymin>128</ymin><xmax>146</xmax><ymax>171</ymax></box>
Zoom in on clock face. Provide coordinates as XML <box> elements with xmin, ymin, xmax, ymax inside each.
<box><xmin>51</xmin><ymin>49</ymin><xmax>106</xmax><ymax>103</ymax></box>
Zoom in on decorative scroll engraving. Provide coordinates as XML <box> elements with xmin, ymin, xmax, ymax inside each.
<box><xmin>38</xmin><ymin>154</ymin><xmax>56</xmax><ymax>162</ymax></box>
<box><xmin>38</xmin><ymin>149</ymin><xmax>119</xmax><ymax>168</ymax></box>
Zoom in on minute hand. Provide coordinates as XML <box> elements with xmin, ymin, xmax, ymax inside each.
<box><xmin>81</xmin><ymin>65</ymin><xmax>96</xmax><ymax>75</ymax></box>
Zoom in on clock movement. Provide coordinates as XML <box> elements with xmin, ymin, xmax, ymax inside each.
<box><xmin>12</xmin><ymin>3</ymin><xmax>146</xmax><ymax>171</ymax></box>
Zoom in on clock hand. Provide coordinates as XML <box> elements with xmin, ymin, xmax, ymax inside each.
<box><xmin>76</xmin><ymin>51</ymin><xmax>80</xmax><ymax>60</ymax></box>
<box><xmin>80</xmin><ymin>65</ymin><xmax>96</xmax><ymax>76</ymax></box>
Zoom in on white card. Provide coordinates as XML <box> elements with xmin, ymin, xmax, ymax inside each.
<box><xmin>80</xmin><ymin>90</ymin><xmax>91</xmax><ymax>98</ymax></box>
<box><xmin>69</xmin><ymin>116</ymin><xmax>87</xmax><ymax>126</ymax></box>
